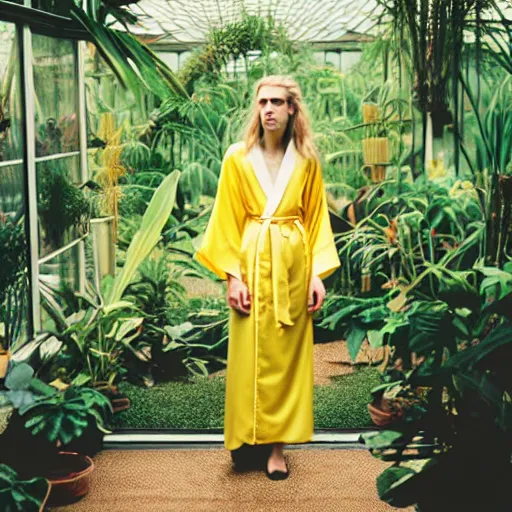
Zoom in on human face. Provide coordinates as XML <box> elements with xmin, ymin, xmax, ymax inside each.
<box><xmin>257</xmin><ymin>85</ymin><xmax>295</xmax><ymax>136</ymax></box>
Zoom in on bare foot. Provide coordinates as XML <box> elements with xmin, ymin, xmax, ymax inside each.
<box><xmin>267</xmin><ymin>443</ymin><xmax>288</xmax><ymax>474</ymax></box>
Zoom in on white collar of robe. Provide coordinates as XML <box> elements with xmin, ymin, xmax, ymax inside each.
<box><xmin>247</xmin><ymin>139</ymin><xmax>297</xmax><ymax>218</ymax></box>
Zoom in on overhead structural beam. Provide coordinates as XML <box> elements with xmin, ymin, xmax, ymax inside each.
<box><xmin>0</xmin><ymin>1</ymin><xmax>90</xmax><ymax>40</ymax></box>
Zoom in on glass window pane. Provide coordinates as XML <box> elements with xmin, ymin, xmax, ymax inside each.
<box><xmin>31</xmin><ymin>1</ymin><xmax>81</xmax><ymax>16</ymax></box>
<box><xmin>0</xmin><ymin>163</ymin><xmax>24</xmax><ymax>216</ymax></box>
<box><xmin>39</xmin><ymin>243</ymin><xmax>80</xmax><ymax>331</ymax></box>
<box><xmin>0</xmin><ymin>215</ymin><xmax>30</xmax><ymax>352</ymax></box>
<box><xmin>341</xmin><ymin>51</ymin><xmax>362</xmax><ymax>73</ymax></box>
<box><xmin>84</xmin><ymin>43</ymin><xmax>144</xmax><ymax>147</ymax></box>
<box><xmin>325</xmin><ymin>51</ymin><xmax>341</xmax><ymax>70</ymax></box>
<box><xmin>32</xmin><ymin>35</ymin><xmax>79</xmax><ymax>157</ymax></box>
<box><xmin>0</xmin><ymin>22</ymin><xmax>23</xmax><ymax>162</ymax></box>
<box><xmin>37</xmin><ymin>156</ymin><xmax>88</xmax><ymax>257</ymax></box>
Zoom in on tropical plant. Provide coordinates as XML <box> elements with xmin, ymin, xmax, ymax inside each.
<box><xmin>120</xmin><ymin>251</ymin><xmax>229</xmax><ymax>385</ymax></box>
<box><xmin>0</xmin><ymin>361</ymin><xmax>112</xmax><ymax>482</ymax></box>
<box><xmin>359</xmin><ymin>264</ymin><xmax>512</xmax><ymax>511</ymax></box>
<box><xmin>375</xmin><ymin>0</ymin><xmax>491</xmax><ymax>140</ymax></box>
<box><xmin>332</xmin><ymin>178</ymin><xmax>484</xmax><ymax>295</ymax></box>
<box><xmin>71</xmin><ymin>1</ymin><xmax>187</xmax><ymax>102</ymax></box>
<box><xmin>460</xmin><ymin>74</ymin><xmax>512</xmax><ymax>266</ymax></box>
<box><xmin>0</xmin><ymin>362</ymin><xmax>112</xmax><ymax>444</ymax></box>
<box><xmin>177</xmin><ymin>13</ymin><xmax>294</xmax><ymax>92</ymax></box>
<box><xmin>21</xmin><ymin>385</ymin><xmax>112</xmax><ymax>446</ymax></box>
<box><xmin>39</xmin><ymin>170</ymin><xmax>181</xmax><ymax>386</ymax></box>
<box><xmin>0</xmin><ymin>463</ymin><xmax>50</xmax><ymax>512</ymax></box>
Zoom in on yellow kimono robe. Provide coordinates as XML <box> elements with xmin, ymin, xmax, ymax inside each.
<box><xmin>195</xmin><ymin>140</ymin><xmax>340</xmax><ymax>451</ymax></box>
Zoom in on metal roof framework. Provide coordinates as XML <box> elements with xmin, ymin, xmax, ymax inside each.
<box><xmin>126</xmin><ymin>0</ymin><xmax>382</xmax><ymax>48</ymax></box>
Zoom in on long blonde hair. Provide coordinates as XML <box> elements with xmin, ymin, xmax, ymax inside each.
<box><xmin>243</xmin><ymin>75</ymin><xmax>317</xmax><ymax>160</ymax></box>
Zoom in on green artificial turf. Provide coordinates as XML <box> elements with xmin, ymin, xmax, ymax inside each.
<box><xmin>113</xmin><ymin>366</ymin><xmax>380</xmax><ymax>430</ymax></box>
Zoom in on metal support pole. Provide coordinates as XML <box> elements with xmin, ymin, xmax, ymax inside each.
<box><xmin>77</xmin><ymin>39</ymin><xmax>88</xmax><ymax>294</ymax></box>
<box><xmin>20</xmin><ymin>22</ymin><xmax>41</xmax><ymax>332</ymax></box>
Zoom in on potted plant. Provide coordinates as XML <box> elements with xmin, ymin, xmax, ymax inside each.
<box><xmin>0</xmin><ymin>463</ymin><xmax>51</xmax><ymax>512</ymax></box>
<box><xmin>0</xmin><ymin>362</ymin><xmax>112</xmax><ymax>506</ymax></box>
<box><xmin>359</xmin><ymin>265</ymin><xmax>512</xmax><ymax>511</ymax></box>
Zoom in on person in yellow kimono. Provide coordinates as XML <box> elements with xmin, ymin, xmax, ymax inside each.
<box><xmin>194</xmin><ymin>75</ymin><xmax>340</xmax><ymax>480</ymax></box>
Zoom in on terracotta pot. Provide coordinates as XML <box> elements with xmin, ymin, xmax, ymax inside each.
<box><xmin>368</xmin><ymin>396</ymin><xmax>402</xmax><ymax>427</ymax></box>
<box><xmin>362</xmin><ymin>137</ymin><xmax>389</xmax><ymax>165</ymax></box>
<box><xmin>45</xmin><ymin>452</ymin><xmax>94</xmax><ymax>506</ymax></box>
<box><xmin>92</xmin><ymin>382</ymin><xmax>130</xmax><ymax>414</ymax></box>
<box><xmin>111</xmin><ymin>397</ymin><xmax>131</xmax><ymax>413</ymax></box>
<box><xmin>39</xmin><ymin>482</ymin><xmax>52</xmax><ymax>512</ymax></box>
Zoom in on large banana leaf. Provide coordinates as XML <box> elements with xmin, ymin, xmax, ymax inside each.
<box><xmin>107</xmin><ymin>170</ymin><xmax>181</xmax><ymax>305</ymax></box>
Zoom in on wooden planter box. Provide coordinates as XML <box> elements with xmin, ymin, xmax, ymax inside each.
<box><xmin>46</xmin><ymin>452</ymin><xmax>94</xmax><ymax>506</ymax></box>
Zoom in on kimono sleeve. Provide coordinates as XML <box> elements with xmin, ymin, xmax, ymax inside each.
<box><xmin>303</xmin><ymin>157</ymin><xmax>341</xmax><ymax>280</ymax></box>
<box><xmin>194</xmin><ymin>149</ymin><xmax>246</xmax><ymax>281</ymax></box>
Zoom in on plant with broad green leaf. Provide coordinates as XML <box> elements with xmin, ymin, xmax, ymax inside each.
<box><xmin>122</xmin><ymin>260</ymin><xmax>229</xmax><ymax>385</ymax></box>
<box><xmin>0</xmin><ymin>362</ymin><xmax>112</xmax><ymax>479</ymax></box>
<box><xmin>0</xmin><ymin>362</ymin><xmax>112</xmax><ymax>443</ymax></box>
<box><xmin>0</xmin><ymin>463</ymin><xmax>51</xmax><ymax>512</ymax></box>
<box><xmin>21</xmin><ymin>385</ymin><xmax>112</xmax><ymax>446</ymax></box>
<box><xmin>39</xmin><ymin>171</ymin><xmax>180</xmax><ymax>386</ymax></box>
<box><xmin>334</xmin><ymin>178</ymin><xmax>484</xmax><ymax>295</ymax></box>
<box><xmin>356</xmin><ymin>263</ymin><xmax>512</xmax><ymax>511</ymax></box>
<box><xmin>107</xmin><ymin>170</ymin><xmax>181</xmax><ymax>305</ymax></box>
<box><xmin>71</xmin><ymin>1</ymin><xmax>187</xmax><ymax>102</ymax></box>
<box><xmin>0</xmin><ymin>362</ymin><xmax>56</xmax><ymax>414</ymax></box>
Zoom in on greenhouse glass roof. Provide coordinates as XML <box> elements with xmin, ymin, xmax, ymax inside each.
<box><xmin>127</xmin><ymin>0</ymin><xmax>382</xmax><ymax>43</ymax></box>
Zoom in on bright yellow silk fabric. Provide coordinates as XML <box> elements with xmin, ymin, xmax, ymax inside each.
<box><xmin>195</xmin><ymin>143</ymin><xmax>340</xmax><ymax>450</ymax></box>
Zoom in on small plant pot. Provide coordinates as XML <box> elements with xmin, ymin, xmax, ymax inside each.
<box><xmin>362</xmin><ymin>137</ymin><xmax>389</xmax><ymax>165</ymax></box>
<box><xmin>111</xmin><ymin>397</ymin><xmax>131</xmax><ymax>413</ymax></box>
<box><xmin>45</xmin><ymin>452</ymin><xmax>94</xmax><ymax>506</ymax></box>
<box><xmin>368</xmin><ymin>396</ymin><xmax>402</xmax><ymax>427</ymax></box>
<box><xmin>92</xmin><ymin>382</ymin><xmax>130</xmax><ymax>414</ymax></box>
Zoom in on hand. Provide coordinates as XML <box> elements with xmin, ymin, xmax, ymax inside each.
<box><xmin>227</xmin><ymin>275</ymin><xmax>251</xmax><ymax>315</ymax></box>
<box><xmin>308</xmin><ymin>275</ymin><xmax>326</xmax><ymax>313</ymax></box>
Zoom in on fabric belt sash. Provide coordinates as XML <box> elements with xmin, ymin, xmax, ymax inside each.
<box><xmin>250</xmin><ymin>215</ymin><xmax>308</xmax><ymax>333</ymax></box>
